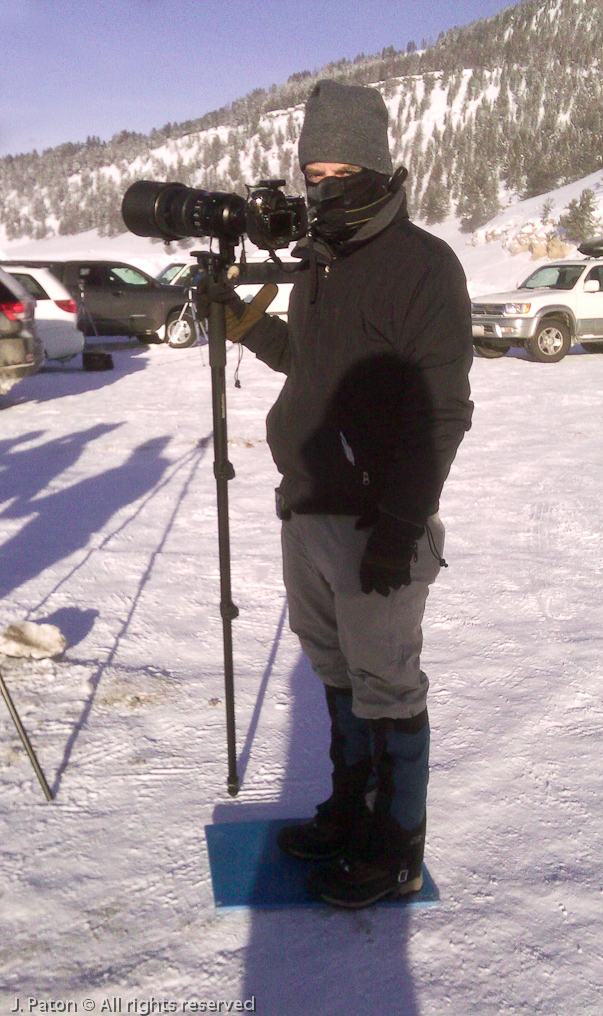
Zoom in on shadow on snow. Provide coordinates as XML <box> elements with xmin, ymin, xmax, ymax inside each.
<box><xmin>0</xmin><ymin>346</ymin><xmax>149</xmax><ymax>408</ymax></box>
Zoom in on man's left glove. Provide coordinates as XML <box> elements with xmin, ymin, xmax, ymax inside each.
<box><xmin>358</xmin><ymin>513</ymin><xmax>424</xmax><ymax>597</ymax></box>
<box><xmin>195</xmin><ymin>278</ymin><xmax>278</xmax><ymax>343</ymax></box>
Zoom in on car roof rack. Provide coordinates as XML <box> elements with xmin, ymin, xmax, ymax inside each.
<box><xmin>578</xmin><ymin>236</ymin><xmax>603</xmax><ymax>258</ymax></box>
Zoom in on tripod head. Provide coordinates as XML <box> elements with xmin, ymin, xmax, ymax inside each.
<box><xmin>188</xmin><ymin>240</ymin><xmax>237</xmax><ymax>282</ymax></box>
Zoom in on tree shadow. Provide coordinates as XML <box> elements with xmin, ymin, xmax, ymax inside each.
<box><xmin>213</xmin><ymin>652</ymin><xmax>421</xmax><ymax>1016</ymax></box>
<box><xmin>47</xmin><ymin>436</ymin><xmax>210</xmax><ymax>796</ymax></box>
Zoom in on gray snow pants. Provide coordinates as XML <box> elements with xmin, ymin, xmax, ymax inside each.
<box><xmin>281</xmin><ymin>512</ymin><xmax>445</xmax><ymax>721</ymax></box>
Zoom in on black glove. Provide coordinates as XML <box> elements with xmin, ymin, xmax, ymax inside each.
<box><xmin>195</xmin><ymin>278</ymin><xmax>278</xmax><ymax>343</ymax></box>
<box><xmin>359</xmin><ymin>513</ymin><xmax>424</xmax><ymax>597</ymax></box>
<box><xmin>195</xmin><ymin>277</ymin><xmax>241</xmax><ymax>318</ymax></box>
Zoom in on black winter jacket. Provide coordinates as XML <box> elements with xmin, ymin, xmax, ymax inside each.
<box><xmin>242</xmin><ymin>199</ymin><xmax>474</xmax><ymax>525</ymax></box>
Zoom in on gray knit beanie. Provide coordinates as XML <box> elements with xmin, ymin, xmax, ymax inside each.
<box><xmin>298</xmin><ymin>79</ymin><xmax>393</xmax><ymax>175</ymax></box>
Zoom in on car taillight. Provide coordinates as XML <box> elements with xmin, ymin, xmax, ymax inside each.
<box><xmin>55</xmin><ymin>299</ymin><xmax>78</xmax><ymax>314</ymax></box>
<box><xmin>0</xmin><ymin>300</ymin><xmax>30</xmax><ymax>321</ymax></box>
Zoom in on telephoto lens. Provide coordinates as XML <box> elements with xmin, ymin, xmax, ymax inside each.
<box><xmin>121</xmin><ymin>180</ymin><xmax>247</xmax><ymax>242</ymax></box>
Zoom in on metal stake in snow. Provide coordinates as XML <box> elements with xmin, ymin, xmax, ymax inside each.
<box><xmin>0</xmin><ymin>668</ymin><xmax>54</xmax><ymax>802</ymax></box>
<box><xmin>201</xmin><ymin>244</ymin><xmax>240</xmax><ymax>797</ymax></box>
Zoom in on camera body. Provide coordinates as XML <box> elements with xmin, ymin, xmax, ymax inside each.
<box><xmin>121</xmin><ymin>178</ymin><xmax>307</xmax><ymax>251</ymax></box>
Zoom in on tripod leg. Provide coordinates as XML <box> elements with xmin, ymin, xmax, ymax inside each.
<box><xmin>208</xmin><ymin>299</ymin><xmax>239</xmax><ymax>796</ymax></box>
<box><xmin>0</xmin><ymin>669</ymin><xmax>53</xmax><ymax>802</ymax></box>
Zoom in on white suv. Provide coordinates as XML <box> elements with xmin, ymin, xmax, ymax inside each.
<box><xmin>472</xmin><ymin>258</ymin><xmax>603</xmax><ymax>362</ymax></box>
<box><xmin>3</xmin><ymin>265</ymin><xmax>84</xmax><ymax>361</ymax></box>
<box><xmin>0</xmin><ymin>267</ymin><xmax>43</xmax><ymax>394</ymax></box>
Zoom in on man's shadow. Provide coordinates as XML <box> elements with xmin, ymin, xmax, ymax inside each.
<box><xmin>0</xmin><ymin>432</ymin><xmax>171</xmax><ymax>599</ymax></box>
<box><xmin>213</xmin><ymin>647</ymin><xmax>421</xmax><ymax>1016</ymax></box>
<box><xmin>0</xmin><ymin>424</ymin><xmax>121</xmax><ymax>515</ymax></box>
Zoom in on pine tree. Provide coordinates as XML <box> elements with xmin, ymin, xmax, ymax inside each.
<box><xmin>286</xmin><ymin>115</ymin><xmax>298</xmax><ymax>143</ymax></box>
<box><xmin>420</xmin><ymin>162</ymin><xmax>450</xmax><ymax>223</ymax></box>
<box><xmin>30</xmin><ymin>195</ymin><xmax>48</xmax><ymax>239</ymax></box>
<box><xmin>257</xmin><ymin>124</ymin><xmax>273</xmax><ymax>149</ymax></box>
<box><xmin>541</xmin><ymin>197</ymin><xmax>554</xmax><ymax>224</ymax></box>
<box><xmin>228</xmin><ymin>155</ymin><xmax>242</xmax><ymax>183</ymax></box>
<box><xmin>457</xmin><ymin>160</ymin><xmax>499</xmax><ymax>232</ymax></box>
<box><xmin>558</xmin><ymin>188</ymin><xmax>599</xmax><ymax>242</ymax></box>
<box><xmin>250</xmin><ymin>145</ymin><xmax>262</xmax><ymax>180</ymax></box>
<box><xmin>278</xmin><ymin>147</ymin><xmax>293</xmax><ymax>179</ymax></box>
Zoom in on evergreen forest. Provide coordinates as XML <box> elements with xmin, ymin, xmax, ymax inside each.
<box><xmin>1</xmin><ymin>0</ymin><xmax>602</xmax><ymax>241</ymax></box>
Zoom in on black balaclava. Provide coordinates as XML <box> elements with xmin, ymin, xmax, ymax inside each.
<box><xmin>298</xmin><ymin>79</ymin><xmax>394</xmax><ymax>246</ymax></box>
<box><xmin>306</xmin><ymin>169</ymin><xmax>392</xmax><ymax>245</ymax></box>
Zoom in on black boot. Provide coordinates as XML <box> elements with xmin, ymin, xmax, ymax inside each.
<box><xmin>307</xmin><ymin>710</ymin><xmax>429</xmax><ymax>907</ymax></box>
<box><xmin>277</xmin><ymin>686</ymin><xmax>372</xmax><ymax>861</ymax></box>
<box><xmin>307</xmin><ymin>813</ymin><xmax>426</xmax><ymax>907</ymax></box>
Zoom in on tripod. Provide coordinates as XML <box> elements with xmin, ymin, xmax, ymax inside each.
<box><xmin>166</xmin><ymin>269</ymin><xmax>209</xmax><ymax>349</ymax></box>
<box><xmin>78</xmin><ymin>279</ymin><xmax>114</xmax><ymax>371</ymax></box>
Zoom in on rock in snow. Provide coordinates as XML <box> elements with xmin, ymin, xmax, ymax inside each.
<box><xmin>0</xmin><ymin>621</ymin><xmax>67</xmax><ymax>659</ymax></box>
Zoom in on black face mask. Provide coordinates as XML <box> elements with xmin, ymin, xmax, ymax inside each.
<box><xmin>306</xmin><ymin>168</ymin><xmax>392</xmax><ymax>245</ymax></box>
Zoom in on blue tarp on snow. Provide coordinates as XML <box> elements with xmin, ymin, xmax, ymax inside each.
<box><xmin>205</xmin><ymin>818</ymin><xmax>440</xmax><ymax>910</ymax></box>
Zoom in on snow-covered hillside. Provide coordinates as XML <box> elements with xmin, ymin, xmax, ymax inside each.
<box><xmin>3</xmin><ymin>165</ymin><xmax>603</xmax><ymax>302</ymax></box>
<box><xmin>428</xmin><ymin>167</ymin><xmax>603</xmax><ymax>296</ymax></box>
<box><xmin>2</xmin><ymin>0</ymin><xmax>603</xmax><ymax>243</ymax></box>
<box><xmin>471</xmin><ymin>168</ymin><xmax>603</xmax><ymax>255</ymax></box>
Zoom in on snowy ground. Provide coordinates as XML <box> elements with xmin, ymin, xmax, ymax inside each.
<box><xmin>1</xmin><ymin>261</ymin><xmax>603</xmax><ymax>1014</ymax></box>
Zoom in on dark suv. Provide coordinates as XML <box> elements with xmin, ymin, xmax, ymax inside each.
<box><xmin>0</xmin><ymin>266</ymin><xmax>44</xmax><ymax>394</ymax></box>
<box><xmin>1</xmin><ymin>260</ymin><xmax>187</xmax><ymax>342</ymax></box>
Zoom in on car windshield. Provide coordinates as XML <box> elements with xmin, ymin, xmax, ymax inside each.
<box><xmin>518</xmin><ymin>265</ymin><xmax>585</xmax><ymax>291</ymax></box>
<box><xmin>176</xmin><ymin>266</ymin><xmax>203</xmax><ymax>287</ymax></box>
<box><xmin>156</xmin><ymin>263</ymin><xmax>185</xmax><ymax>284</ymax></box>
<box><xmin>109</xmin><ymin>266</ymin><xmax>149</xmax><ymax>286</ymax></box>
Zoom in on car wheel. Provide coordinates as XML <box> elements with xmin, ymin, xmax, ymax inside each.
<box><xmin>581</xmin><ymin>341</ymin><xmax>603</xmax><ymax>353</ymax></box>
<box><xmin>525</xmin><ymin>318</ymin><xmax>571</xmax><ymax>362</ymax></box>
<box><xmin>166</xmin><ymin>310</ymin><xmax>197</xmax><ymax>348</ymax></box>
<box><xmin>474</xmin><ymin>340</ymin><xmax>509</xmax><ymax>358</ymax></box>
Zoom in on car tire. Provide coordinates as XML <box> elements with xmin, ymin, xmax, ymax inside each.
<box><xmin>474</xmin><ymin>340</ymin><xmax>509</xmax><ymax>358</ymax></box>
<box><xmin>166</xmin><ymin>310</ymin><xmax>197</xmax><ymax>348</ymax></box>
<box><xmin>581</xmin><ymin>341</ymin><xmax>603</xmax><ymax>353</ymax></box>
<box><xmin>525</xmin><ymin>318</ymin><xmax>571</xmax><ymax>362</ymax></box>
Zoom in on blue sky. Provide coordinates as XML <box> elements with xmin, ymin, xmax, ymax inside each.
<box><xmin>1</xmin><ymin>0</ymin><xmax>519</xmax><ymax>158</ymax></box>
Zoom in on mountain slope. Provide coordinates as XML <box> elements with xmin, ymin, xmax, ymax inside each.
<box><xmin>1</xmin><ymin>0</ymin><xmax>602</xmax><ymax>243</ymax></box>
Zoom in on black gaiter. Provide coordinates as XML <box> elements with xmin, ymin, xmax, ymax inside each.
<box><xmin>306</xmin><ymin>168</ymin><xmax>392</xmax><ymax>245</ymax></box>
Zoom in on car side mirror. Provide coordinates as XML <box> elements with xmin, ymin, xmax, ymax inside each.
<box><xmin>584</xmin><ymin>279</ymin><xmax>601</xmax><ymax>293</ymax></box>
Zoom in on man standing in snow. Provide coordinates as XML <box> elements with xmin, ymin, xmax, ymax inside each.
<box><xmin>218</xmin><ymin>79</ymin><xmax>473</xmax><ymax>907</ymax></box>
